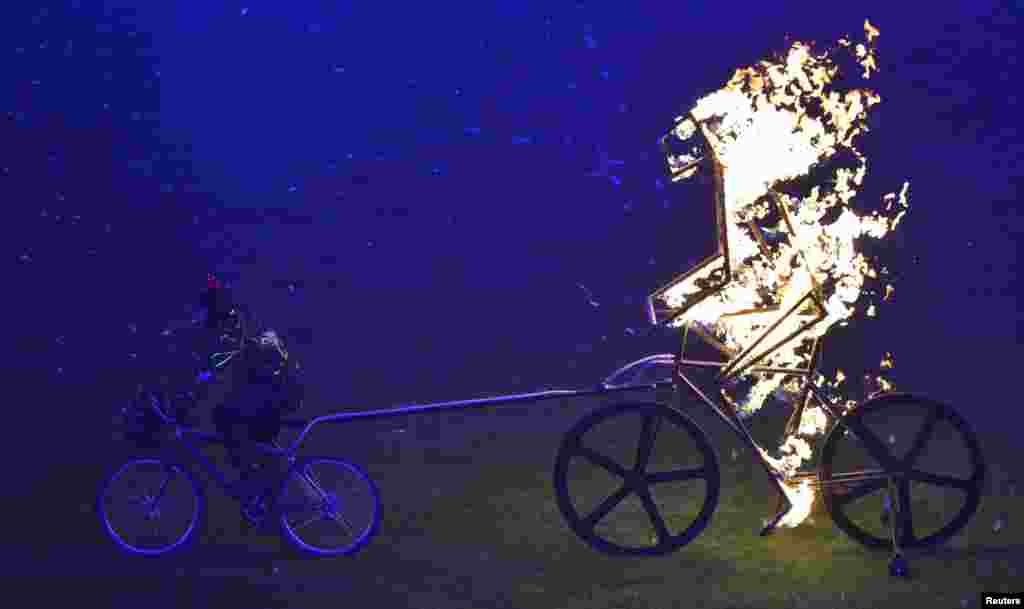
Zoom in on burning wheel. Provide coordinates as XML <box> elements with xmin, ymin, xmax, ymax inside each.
<box><xmin>819</xmin><ymin>393</ymin><xmax>985</xmax><ymax>549</ymax></box>
<box><xmin>553</xmin><ymin>402</ymin><xmax>720</xmax><ymax>556</ymax></box>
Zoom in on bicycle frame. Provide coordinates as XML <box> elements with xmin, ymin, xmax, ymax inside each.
<box><xmin>657</xmin><ymin>325</ymin><xmax>896</xmax><ymax>531</ymax></box>
<box><xmin>143</xmin><ymin>393</ymin><xmax>309</xmax><ymax>506</ymax></box>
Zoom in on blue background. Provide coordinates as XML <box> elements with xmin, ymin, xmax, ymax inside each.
<box><xmin>6</xmin><ymin>1</ymin><xmax>1020</xmax><ymax>459</ymax></box>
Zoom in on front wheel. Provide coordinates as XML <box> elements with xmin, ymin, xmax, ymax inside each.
<box><xmin>277</xmin><ymin>457</ymin><xmax>381</xmax><ymax>556</ymax></box>
<box><xmin>553</xmin><ymin>402</ymin><xmax>720</xmax><ymax>556</ymax></box>
<box><xmin>97</xmin><ymin>457</ymin><xmax>204</xmax><ymax>556</ymax></box>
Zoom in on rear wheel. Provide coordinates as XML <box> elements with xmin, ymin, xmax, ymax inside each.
<box><xmin>819</xmin><ymin>393</ymin><xmax>985</xmax><ymax>549</ymax></box>
<box><xmin>278</xmin><ymin>457</ymin><xmax>381</xmax><ymax>555</ymax></box>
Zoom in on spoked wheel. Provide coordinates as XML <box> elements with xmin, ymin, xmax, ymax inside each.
<box><xmin>97</xmin><ymin>457</ymin><xmax>203</xmax><ymax>556</ymax></box>
<box><xmin>553</xmin><ymin>402</ymin><xmax>720</xmax><ymax>556</ymax></box>
<box><xmin>820</xmin><ymin>393</ymin><xmax>986</xmax><ymax>550</ymax></box>
<box><xmin>278</xmin><ymin>457</ymin><xmax>381</xmax><ymax>556</ymax></box>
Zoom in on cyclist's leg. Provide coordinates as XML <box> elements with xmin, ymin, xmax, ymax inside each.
<box><xmin>213</xmin><ymin>403</ymin><xmax>247</xmax><ymax>471</ymax></box>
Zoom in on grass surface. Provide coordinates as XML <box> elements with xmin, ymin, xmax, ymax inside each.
<box><xmin>69</xmin><ymin>393</ymin><xmax>1024</xmax><ymax>608</ymax></box>
<box><xmin>362</xmin><ymin>398</ymin><xmax>1024</xmax><ymax>609</ymax></box>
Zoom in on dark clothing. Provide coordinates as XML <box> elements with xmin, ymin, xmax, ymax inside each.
<box><xmin>160</xmin><ymin>304</ymin><xmax>304</xmax><ymax>469</ymax></box>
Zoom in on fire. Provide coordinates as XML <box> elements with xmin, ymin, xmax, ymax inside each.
<box><xmin>657</xmin><ymin>20</ymin><xmax>909</xmax><ymax>526</ymax></box>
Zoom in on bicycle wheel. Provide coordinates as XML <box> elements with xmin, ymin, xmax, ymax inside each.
<box><xmin>277</xmin><ymin>457</ymin><xmax>381</xmax><ymax>556</ymax></box>
<box><xmin>819</xmin><ymin>393</ymin><xmax>985</xmax><ymax>550</ymax></box>
<box><xmin>553</xmin><ymin>402</ymin><xmax>720</xmax><ymax>556</ymax></box>
<box><xmin>97</xmin><ymin>457</ymin><xmax>203</xmax><ymax>556</ymax></box>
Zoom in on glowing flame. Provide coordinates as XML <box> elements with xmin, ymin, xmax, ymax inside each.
<box><xmin>659</xmin><ymin>20</ymin><xmax>909</xmax><ymax>526</ymax></box>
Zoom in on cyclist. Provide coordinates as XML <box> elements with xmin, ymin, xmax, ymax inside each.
<box><xmin>189</xmin><ymin>274</ymin><xmax>305</xmax><ymax>491</ymax></box>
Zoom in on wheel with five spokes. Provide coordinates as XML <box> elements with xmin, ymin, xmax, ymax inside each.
<box><xmin>819</xmin><ymin>393</ymin><xmax>986</xmax><ymax>550</ymax></box>
<box><xmin>553</xmin><ymin>402</ymin><xmax>720</xmax><ymax>556</ymax></box>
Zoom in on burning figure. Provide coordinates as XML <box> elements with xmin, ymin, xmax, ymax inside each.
<box><xmin>649</xmin><ymin>20</ymin><xmax>909</xmax><ymax>526</ymax></box>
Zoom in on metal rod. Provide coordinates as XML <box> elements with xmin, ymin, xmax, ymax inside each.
<box><xmin>678</xmin><ymin>359</ymin><xmax>810</xmax><ymax>376</ymax></box>
<box><xmin>287</xmin><ymin>382</ymin><xmax>671</xmax><ymax>452</ymax></box>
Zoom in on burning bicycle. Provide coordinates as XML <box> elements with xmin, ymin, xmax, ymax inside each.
<box><xmin>553</xmin><ymin>20</ymin><xmax>984</xmax><ymax>576</ymax></box>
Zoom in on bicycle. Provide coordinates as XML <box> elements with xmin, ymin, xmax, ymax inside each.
<box><xmin>98</xmin><ymin>388</ymin><xmax>381</xmax><ymax>556</ymax></box>
<box><xmin>551</xmin><ymin>332</ymin><xmax>987</xmax><ymax>572</ymax></box>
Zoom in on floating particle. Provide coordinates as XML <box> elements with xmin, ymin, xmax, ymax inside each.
<box><xmin>240</xmin><ymin>7</ymin><xmax>248</xmax><ymax>15</ymax></box>
<box><xmin>288</xmin><ymin>283</ymin><xmax>296</xmax><ymax>295</ymax></box>
<box><xmin>430</xmin><ymin>166</ymin><xmax>442</xmax><ymax>176</ymax></box>
<box><xmin>454</xmin><ymin>88</ymin><xmax>462</xmax><ymax>96</ymax></box>
<box><xmin>648</xmin><ymin>257</ymin><xmax>656</xmax><ymax>266</ymax></box>
<box><xmin>967</xmin><ymin>240</ymin><xmax>974</xmax><ymax>248</ymax></box>
<box><xmin>333</xmin><ymin>65</ymin><xmax>345</xmax><ymax>73</ymax></box>
<box><xmin>992</xmin><ymin>512</ymin><xmax>1007</xmax><ymax>534</ymax></box>
<box><xmin>346</xmin><ymin>153</ymin><xmax>354</xmax><ymax>159</ymax></box>
<box><xmin>367</xmin><ymin>240</ymin><xmax>374</xmax><ymax>248</ymax></box>
<box><xmin>55</xmin><ymin>336</ymin><xmax>65</xmax><ymax>345</ymax></box>
<box><xmin>18</xmin><ymin>253</ymin><xmax>31</xmax><ymax>263</ymax></box>
<box><xmin>623</xmin><ymin>201</ymin><xmax>633</xmax><ymax>214</ymax></box>
<box><xmin>57</xmin><ymin>367</ymin><xmax>64</xmax><ymax>374</ymax></box>
<box><xmin>287</xmin><ymin>185</ymin><xmax>297</xmax><ymax>192</ymax></box>
<box><xmin>463</xmin><ymin>127</ymin><xmax>481</xmax><ymax>136</ymax></box>
<box><xmin>888</xmin><ymin>433</ymin><xmax>896</xmax><ymax>445</ymax></box>
<box><xmin>624</xmin><ymin>327</ymin><xmax>636</xmax><ymax>336</ymax></box>
<box><xmin>129</xmin><ymin>353</ymin><xmax>137</xmax><ymax>360</ymax></box>
<box><xmin>601</xmin><ymin>335</ymin><xmax>608</xmax><ymax>342</ymax></box>
<box><xmin>128</xmin><ymin>324</ymin><xmax>137</xmax><ymax>334</ymax></box>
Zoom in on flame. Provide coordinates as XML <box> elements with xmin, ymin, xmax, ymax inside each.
<box><xmin>659</xmin><ymin>20</ymin><xmax>909</xmax><ymax>526</ymax></box>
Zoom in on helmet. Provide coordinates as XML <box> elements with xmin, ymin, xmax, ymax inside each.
<box><xmin>198</xmin><ymin>273</ymin><xmax>236</xmax><ymax>330</ymax></box>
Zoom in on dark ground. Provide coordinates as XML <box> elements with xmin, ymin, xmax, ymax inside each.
<box><xmin>14</xmin><ymin>385</ymin><xmax>1024</xmax><ymax>609</ymax></box>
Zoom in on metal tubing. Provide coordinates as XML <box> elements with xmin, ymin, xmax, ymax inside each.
<box><xmin>287</xmin><ymin>382</ymin><xmax>672</xmax><ymax>453</ymax></box>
